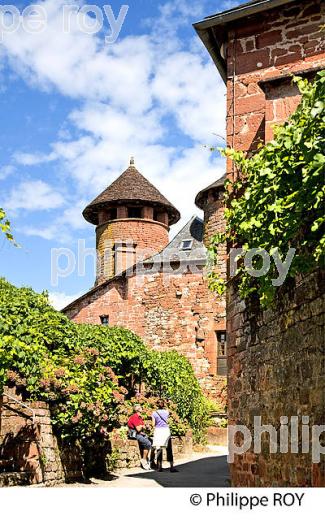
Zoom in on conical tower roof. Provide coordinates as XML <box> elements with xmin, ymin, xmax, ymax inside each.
<box><xmin>83</xmin><ymin>158</ymin><xmax>180</xmax><ymax>225</ymax></box>
<box><xmin>195</xmin><ymin>173</ymin><xmax>226</xmax><ymax>209</ymax></box>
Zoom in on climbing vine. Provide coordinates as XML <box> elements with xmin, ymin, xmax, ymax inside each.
<box><xmin>209</xmin><ymin>71</ymin><xmax>325</xmax><ymax>306</ymax></box>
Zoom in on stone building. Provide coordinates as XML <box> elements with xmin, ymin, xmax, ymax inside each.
<box><xmin>63</xmin><ymin>159</ymin><xmax>227</xmax><ymax>403</ymax></box>
<box><xmin>194</xmin><ymin>0</ymin><xmax>324</xmax><ymax>485</ymax></box>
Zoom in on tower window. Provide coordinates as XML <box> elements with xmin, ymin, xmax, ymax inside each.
<box><xmin>107</xmin><ymin>208</ymin><xmax>117</xmax><ymax>221</ymax></box>
<box><xmin>100</xmin><ymin>315</ymin><xmax>109</xmax><ymax>326</ymax></box>
<box><xmin>180</xmin><ymin>239</ymin><xmax>193</xmax><ymax>251</ymax></box>
<box><xmin>216</xmin><ymin>331</ymin><xmax>227</xmax><ymax>376</ymax></box>
<box><xmin>128</xmin><ymin>207</ymin><xmax>142</xmax><ymax>218</ymax></box>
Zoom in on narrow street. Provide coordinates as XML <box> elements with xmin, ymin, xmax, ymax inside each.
<box><xmin>64</xmin><ymin>447</ymin><xmax>229</xmax><ymax>488</ymax></box>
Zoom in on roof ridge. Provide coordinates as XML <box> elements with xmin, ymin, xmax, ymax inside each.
<box><xmin>169</xmin><ymin>215</ymin><xmax>202</xmax><ymax>241</ymax></box>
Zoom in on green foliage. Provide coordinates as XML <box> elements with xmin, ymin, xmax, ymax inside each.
<box><xmin>0</xmin><ymin>279</ymin><xmax>122</xmax><ymax>439</ymax></box>
<box><xmin>219</xmin><ymin>418</ymin><xmax>228</xmax><ymax>428</ymax></box>
<box><xmin>206</xmin><ymin>399</ymin><xmax>225</xmax><ymax>415</ymax></box>
<box><xmin>73</xmin><ymin>327</ymin><xmax>209</xmax><ymax>439</ymax></box>
<box><xmin>142</xmin><ymin>350</ymin><xmax>211</xmax><ymax>441</ymax></box>
<box><xmin>105</xmin><ymin>448</ymin><xmax>120</xmax><ymax>472</ymax></box>
<box><xmin>75</xmin><ymin>323</ymin><xmax>152</xmax><ymax>389</ymax></box>
<box><xmin>210</xmin><ymin>71</ymin><xmax>325</xmax><ymax>306</ymax></box>
<box><xmin>0</xmin><ymin>278</ymin><xmax>210</xmax><ymax>442</ymax></box>
<box><xmin>0</xmin><ymin>208</ymin><xmax>18</xmax><ymax>246</ymax></box>
<box><xmin>0</xmin><ymin>208</ymin><xmax>13</xmax><ymax>242</ymax></box>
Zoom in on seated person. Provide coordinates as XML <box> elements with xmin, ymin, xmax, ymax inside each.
<box><xmin>128</xmin><ymin>404</ymin><xmax>152</xmax><ymax>470</ymax></box>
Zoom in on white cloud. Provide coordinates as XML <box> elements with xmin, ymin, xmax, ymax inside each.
<box><xmin>0</xmin><ymin>165</ymin><xmax>15</xmax><ymax>180</ymax></box>
<box><xmin>21</xmin><ymin>223</ymin><xmax>59</xmax><ymax>241</ymax></box>
<box><xmin>2</xmin><ymin>1</ymin><xmax>155</xmax><ymax>111</ymax></box>
<box><xmin>221</xmin><ymin>0</ymin><xmax>241</xmax><ymax>10</ymax></box>
<box><xmin>19</xmin><ymin>199</ymin><xmax>91</xmax><ymax>242</ymax></box>
<box><xmin>48</xmin><ymin>291</ymin><xmax>83</xmax><ymax>310</ymax></box>
<box><xmin>14</xmin><ymin>151</ymin><xmax>58</xmax><ymax>166</ymax></box>
<box><xmin>162</xmin><ymin>147</ymin><xmax>225</xmax><ymax>236</ymax></box>
<box><xmin>146</xmin><ymin>0</ymin><xmax>204</xmax><ymax>49</ymax></box>
<box><xmin>5</xmin><ymin>180</ymin><xmax>64</xmax><ymax>212</ymax></box>
<box><xmin>2</xmin><ymin>0</ymin><xmax>226</xmax><ymax>241</ymax></box>
<box><xmin>69</xmin><ymin>103</ymin><xmax>163</xmax><ymax>143</ymax></box>
<box><xmin>152</xmin><ymin>51</ymin><xmax>226</xmax><ymax>142</ymax></box>
<box><xmin>60</xmin><ymin>201</ymin><xmax>90</xmax><ymax>230</ymax></box>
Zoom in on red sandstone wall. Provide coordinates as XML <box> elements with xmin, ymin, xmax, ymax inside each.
<box><xmin>65</xmin><ymin>270</ymin><xmax>226</xmax><ymax>405</ymax></box>
<box><xmin>96</xmin><ymin>218</ymin><xmax>169</xmax><ymax>284</ymax></box>
<box><xmin>201</xmin><ymin>188</ymin><xmax>227</xmax><ymax>399</ymax></box>
<box><xmin>221</xmin><ymin>0</ymin><xmax>325</xmax><ymax>486</ymax></box>
<box><xmin>67</xmin><ymin>184</ymin><xmax>227</xmax><ymax>405</ymax></box>
<box><xmin>225</xmin><ymin>0</ymin><xmax>324</xmax><ymax>175</ymax></box>
<box><xmin>227</xmin><ymin>270</ymin><xmax>325</xmax><ymax>486</ymax></box>
<box><xmin>0</xmin><ymin>386</ymin><xmax>65</xmax><ymax>485</ymax></box>
<box><xmin>203</xmin><ymin>190</ymin><xmax>226</xmax><ymax>248</ymax></box>
<box><xmin>202</xmin><ymin>188</ymin><xmax>227</xmax><ymax>283</ymax></box>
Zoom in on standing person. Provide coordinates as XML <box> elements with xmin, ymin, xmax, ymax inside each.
<box><xmin>152</xmin><ymin>399</ymin><xmax>178</xmax><ymax>473</ymax></box>
<box><xmin>128</xmin><ymin>404</ymin><xmax>152</xmax><ymax>470</ymax></box>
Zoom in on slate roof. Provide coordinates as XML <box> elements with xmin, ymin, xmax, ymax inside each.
<box><xmin>144</xmin><ymin>215</ymin><xmax>207</xmax><ymax>265</ymax></box>
<box><xmin>83</xmin><ymin>159</ymin><xmax>180</xmax><ymax>225</ymax></box>
<box><xmin>62</xmin><ymin>215</ymin><xmax>207</xmax><ymax>313</ymax></box>
<box><xmin>195</xmin><ymin>173</ymin><xmax>226</xmax><ymax>209</ymax></box>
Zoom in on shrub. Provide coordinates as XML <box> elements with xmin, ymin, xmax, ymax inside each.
<box><xmin>0</xmin><ymin>278</ymin><xmax>210</xmax><ymax>442</ymax></box>
<box><xmin>143</xmin><ymin>351</ymin><xmax>211</xmax><ymax>441</ymax></box>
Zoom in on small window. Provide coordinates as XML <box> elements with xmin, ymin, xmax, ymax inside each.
<box><xmin>216</xmin><ymin>331</ymin><xmax>227</xmax><ymax>376</ymax></box>
<box><xmin>107</xmin><ymin>208</ymin><xmax>117</xmax><ymax>221</ymax></box>
<box><xmin>128</xmin><ymin>207</ymin><xmax>142</xmax><ymax>218</ymax></box>
<box><xmin>100</xmin><ymin>315</ymin><xmax>109</xmax><ymax>326</ymax></box>
<box><xmin>180</xmin><ymin>239</ymin><xmax>193</xmax><ymax>251</ymax></box>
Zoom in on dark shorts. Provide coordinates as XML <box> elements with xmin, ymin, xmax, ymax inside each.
<box><xmin>136</xmin><ymin>433</ymin><xmax>152</xmax><ymax>450</ymax></box>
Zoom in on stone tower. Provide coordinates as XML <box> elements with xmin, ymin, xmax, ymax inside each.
<box><xmin>83</xmin><ymin>158</ymin><xmax>180</xmax><ymax>285</ymax></box>
<box><xmin>195</xmin><ymin>174</ymin><xmax>227</xmax><ymax>281</ymax></box>
<box><xmin>195</xmin><ymin>174</ymin><xmax>227</xmax><ymax>377</ymax></box>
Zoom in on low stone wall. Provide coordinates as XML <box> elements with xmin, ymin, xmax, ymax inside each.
<box><xmin>109</xmin><ymin>431</ymin><xmax>193</xmax><ymax>471</ymax></box>
<box><xmin>206</xmin><ymin>427</ymin><xmax>228</xmax><ymax>446</ymax></box>
<box><xmin>0</xmin><ymin>388</ymin><xmax>194</xmax><ymax>482</ymax></box>
<box><xmin>0</xmin><ymin>386</ymin><xmax>83</xmax><ymax>486</ymax></box>
<box><xmin>0</xmin><ymin>388</ymin><xmax>196</xmax><ymax>482</ymax></box>
<box><xmin>0</xmin><ymin>386</ymin><xmax>65</xmax><ymax>485</ymax></box>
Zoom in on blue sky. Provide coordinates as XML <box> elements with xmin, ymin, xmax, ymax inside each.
<box><xmin>0</xmin><ymin>0</ymin><xmax>245</xmax><ymax>309</ymax></box>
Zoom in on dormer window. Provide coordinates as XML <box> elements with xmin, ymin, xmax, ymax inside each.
<box><xmin>180</xmin><ymin>239</ymin><xmax>193</xmax><ymax>251</ymax></box>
